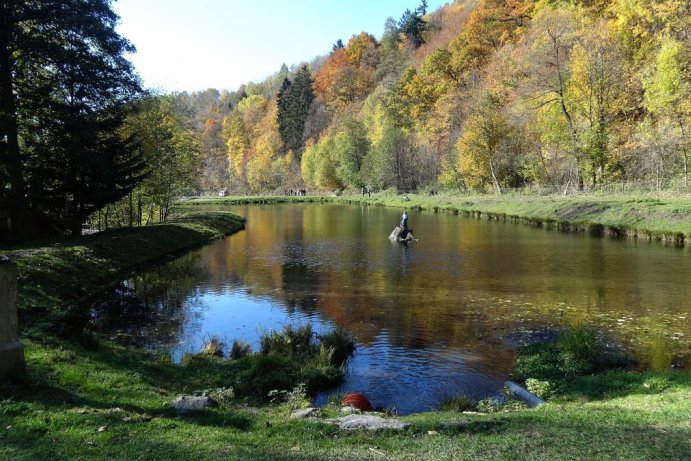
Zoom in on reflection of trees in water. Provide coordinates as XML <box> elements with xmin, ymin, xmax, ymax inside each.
<box><xmin>90</xmin><ymin>251</ymin><xmax>208</xmax><ymax>348</ymax></box>
<box><xmin>92</xmin><ymin>204</ymin><xmax>690</xmax><ymax>370</ymax></box>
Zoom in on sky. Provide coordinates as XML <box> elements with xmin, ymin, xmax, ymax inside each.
<box><xmin>113</xmin><ymin>0</ymin><xmax>448</xmax><ymax>93</ymax></box>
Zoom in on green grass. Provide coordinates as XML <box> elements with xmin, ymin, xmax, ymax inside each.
<box><xmin>0</xmin><ymin>211</ymin><xmax>245</xmax><ymax>335</ymax></box>
<box><xmin>176</xmin><ymin>192</ymin><xmax>691</xmax><ymax>246</ymax></box>
<box><xmin>1</xmin><ymin>338</ymin><xmax>688</xmax><ymax>460</ymax></box>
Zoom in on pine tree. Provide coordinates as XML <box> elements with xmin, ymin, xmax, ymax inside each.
<box><xmin>276</xmin><ymin>65</ymin><xmax>314</xmax><ymax>157</ymax></box>
<box><xmin>0</xmin><ymin>0</ymin><xmax>143</xmax><ymax>241</ymax></box>
<box><xmin>397</xmin><ymin>0</ymin><xmax>428</xmax><ymax>49</ymax></box>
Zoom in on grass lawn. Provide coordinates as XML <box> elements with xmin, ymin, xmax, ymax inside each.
<box><xmin>1</xmin><ymin>338</ymin><xmax>688</xmax><ymax>460</ymax></box>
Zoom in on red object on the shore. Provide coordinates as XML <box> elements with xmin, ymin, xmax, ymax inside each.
<box><xmin>342</xmin><ymin>393</ymin><xmax>372</xmax><ymax>411</ymax></box>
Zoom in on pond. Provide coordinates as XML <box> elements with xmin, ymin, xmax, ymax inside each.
<box><xmin>90</xmin><ymin>203</ymin><xmax>690</xmax><ymax>414</ymax></box>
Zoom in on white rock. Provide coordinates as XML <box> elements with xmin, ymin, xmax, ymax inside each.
<box><xmin>325</xmin><ymin>414</ymin><xmax>409</xmax><ymax>430</ymax></box>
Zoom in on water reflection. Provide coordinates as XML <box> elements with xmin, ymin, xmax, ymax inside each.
<box><xmin>91</xmin><ymin>204</ymin><xmax>690</xmax><ymax>413</ymax></box>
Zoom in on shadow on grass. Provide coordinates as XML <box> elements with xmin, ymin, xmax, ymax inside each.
<box><xmin>563</xmin><ymin>370</ymin><xmax>690</xmax><ymax>400</ymax></box>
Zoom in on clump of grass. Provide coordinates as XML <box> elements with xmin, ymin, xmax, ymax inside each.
<box><xmin>229</xmin><ymin>339</ymin><xmax>252</xmax><ymax>360</ymax></box>
<box><xmin>200</xmin><ymin>335</ymin><xmax>226</xmax><ymax>357</ymax></box>
<box><xmin>513</xmin><ymin>327</ymin><xmax>604</xmax><ymax>388</ymax></box>
<box><xmin>227</xmin><ymin>325</ymin><xmax>356</xmax><ymax>400</ymax></box>
<box><xmin>260</xmin><ymin>324</ymin><xmax>314</xmax><ymax>356</ymax></box>
<box><xmin>557</xmin><ymin>327</ymin><xmax>599</xmax><ymax>375</ymax></box>
<box><xmin>642</xmin><ymin>376</ymin><xmax>671</xmax><ymax>393</ymax></box>
<box><xmin>318</xmin><ymin>328</ymin><xmax>356</xmax><ymax>365</ymax></box>
<box><xmin>439</xmin><ymin>394</ymin><xmax>474</xmax><ymax>412</ymax></box>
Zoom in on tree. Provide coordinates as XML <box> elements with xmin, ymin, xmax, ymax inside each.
<box><xmin>568</xmin><ymin>22</ymin><xmax>627</xmax><ymax>186</ymax></box>
<box><xmin>398</xmin><ymin>1</ymin><xmax>428</xmax><ymax>49</ymax></box>
<box><xmin>456</xmin><ymin>91</ymin><xmax>522</xmax><ymax>194</ymax></box>
<box><xmin>333</xmin><ymin>117</ymin><xmax>370</xmax><ymax>188</ymax></box>
<box><xmin>362</xmin><ymin>111</ymin><xmax>416</xmax><ymax>192</ymax></box>
<box><xmin>276</xmin><ymin>65</ymin><xmax>314</xmax><ymax>156</ymax></box>
<box><xmin>0</xmin><ymin>0</ymin><xmax>142</xmax><ymax>240</ymax></box>
<box><xmin>109</xmin><ymin>96</ymin><xmax>199</xmax><ymax>227</ymax></box>
<box><xmin>643</xmin><ymin>37</ymin><xmax>690</xmax><ymax>185</ymax></box>
<box><xmin>522</xmin><ymin>7</ymin><xmax>585</xmax><ymax>189</ymax></box>
<box><xmin>223</xmin><ymin>113</ymin><xmax>249</xmax><ymax>181</ymax></box>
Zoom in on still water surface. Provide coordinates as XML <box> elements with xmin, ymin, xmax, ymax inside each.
<box><xmin>92</xmin><ymin>204</ymin><xmax>690</xmax><ymax>413</ymax></box>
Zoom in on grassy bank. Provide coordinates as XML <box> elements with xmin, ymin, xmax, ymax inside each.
<box><xmin>177</xmin><ymin>193</ymin><xmax>691</xmax><ymax>247</ymax></box>
<box><xmin>1</xmin><ymin>333</ymin><xmax>688</xmax><ymax>460</ymax></box>
<box><xmin>1</xmin><ymin>211</ymin><xmax>245</xmax><ymax>335</ymax></box>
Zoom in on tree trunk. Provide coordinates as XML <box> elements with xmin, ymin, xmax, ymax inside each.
<box><xmin>128</xmin><ymin>192</ymin><xmax>133</xmax><ymax>227</ymax></box>
<box><xmin>677</xmin><ymin>114</ymin><xmax>688</xmax><ymax>186</ymax></box>
<box><xmin>488</xmin><ymin>154</ymin><xmax>502</xmax><ymax>195</ymax></box>
<box><xmin>0</xmin><ymin>6</ymin><xmax>30</xmax><ymax>241</ymax></box>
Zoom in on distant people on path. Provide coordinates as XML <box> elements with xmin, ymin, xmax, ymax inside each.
<box><xmin>284</xmin><ymin>189</ymin><xmax>307</xmax><ymax>196</ymax></box>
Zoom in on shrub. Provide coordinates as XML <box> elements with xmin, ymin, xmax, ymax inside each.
<box><xmin>476</xmin><ymin>398</ymin><xmax>501</xmax><ymax>413</ymax></box>
<box><xmin>268</xmin><ymin>383</ymin><xmax>310</xmax><ymax>411</ymax></box>
<box><xmin>205</xmin><ymin>387</ymin><xmax>235</xmax><ymax>408</ymax></box>
<box><xmin>513</xmin><ymin>343</ymin><xmax>563</xmax><ymax>382</ymax></box>
<box><xmin>525</xmin><ymin>378</ymin><xmax>553</xmax><ymax>399</ymax></box>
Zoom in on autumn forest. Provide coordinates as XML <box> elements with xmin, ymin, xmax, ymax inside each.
<box><xmin>1</xmin><ymin>0</ymin><xmax>689</xmax><ymax>241</ymax></box>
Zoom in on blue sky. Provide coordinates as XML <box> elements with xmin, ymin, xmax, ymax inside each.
<box><xmin>113</xmin><ymin>0</ymin><xmax>448</xmax><ymax>93</ymax></box>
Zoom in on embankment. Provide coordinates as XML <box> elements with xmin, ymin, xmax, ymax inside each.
<box><xmin>0</xmin><ymin>211</ymin><xmax>245</xmax><ymax>331</ymax></box>
<box><xmin>178</xmin><ymin>193</ymin><xmax>691</xmax><ymax>247</ymax></box>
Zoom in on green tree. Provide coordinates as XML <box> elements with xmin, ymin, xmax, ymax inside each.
<box><xmin>0</xmin><ymin>0</ymin><xmax>142</xmax><ymax>240</ymax></box>
<box><xmin>456</xmin><ymin>92</ymin><xmax>523</xmax><ymax>194</ymax></box>
<box><xmin>277</xmin><ymin>65</ymin><xmax>314</xmax><ymax>156</ymax></box>
<box><xmin>398</xmin><ymin>1</ymin><xmax>428</xmax><ymax>49</ymax></box>
<box><xmin>333</xmin><ymin>117</ymin><xmax>370</xmax><ymax>188</ymax></box>
<box><xmin>643</xmin><ymin>37</ymin><xmax>690</xmax><ymax>185</ymax></box>
<box><xmin>106</xmin><ymin>96</ymin><xmax>199</xmax><ymax>227</ymax></box>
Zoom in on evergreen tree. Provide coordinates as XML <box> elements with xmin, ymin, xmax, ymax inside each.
<box><xmin>276</xmin><ymin>65</ymin><xmax>314</xmax><ymax>157</ymax></box>
<box><xmin>398</xmin><ymin>1</ymin><xmax>428</xmax><ymax>49</ymax></box>
<box><xmin>0</xmin><ymin>0</ymin><xmax>142</xmax><ymax>241</ymax></box>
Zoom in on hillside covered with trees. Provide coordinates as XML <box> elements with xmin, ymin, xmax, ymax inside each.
<box><xmin>174</xmin><ymin>0</ymin><xmax>689</xmax><ymax>198</ymax></box>
<box><xmin>2</xmin><ymin>0</ymin><xmax>689</xmax><ymax>240</ymax></box>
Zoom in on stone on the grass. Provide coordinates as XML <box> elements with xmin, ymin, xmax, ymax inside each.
<box><xmin>290</xmin><ymin>407</ymin><xmax>321</xmax><ymax>419</ymax></box>
<box><xmin>324</xmin><ymin>414</ymin><xmax>410</xmax><ymax>430</ymax></box>
<box><xmin>173</xmin><ymin>395</ymin><xmax>216</xmax><ymax>414</ymax></box>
